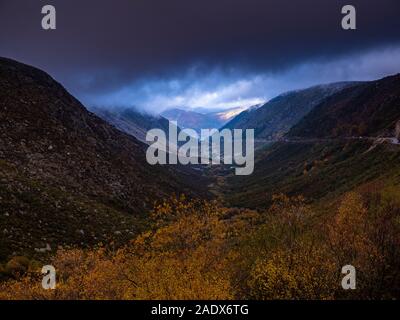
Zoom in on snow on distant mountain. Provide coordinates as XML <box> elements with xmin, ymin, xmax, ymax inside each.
<box><xmin>161</xmin><ymin>106</ymin><xmax>250</xmax><ymax>133</ymax></box>
<box><xmin>212</xmin><ymin>106</ymin><xmax>248</xmax><ymax>122</ymax></box>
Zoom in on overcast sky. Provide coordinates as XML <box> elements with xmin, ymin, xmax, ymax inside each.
<box><xmin>0</xmin><ymin>0</ymin><xmax>399</xmax><ymax>112</ymax></box>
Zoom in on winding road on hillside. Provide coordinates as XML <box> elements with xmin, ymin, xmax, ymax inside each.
<box><xmin>255</xmin><ymin>136</ymin><xmax>400</xmax><ymax>146</ymax></box>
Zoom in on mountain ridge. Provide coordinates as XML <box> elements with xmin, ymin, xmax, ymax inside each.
<box><xmin>288</xmin><ymin>74</ymin><xmax>400</xmax><ymax>138</ymax></box>
<box><xmin>0</xmin><ymin>57</ymin><xmax>208</xmax><ymax>259</ymax></box>
<box><xmin>91</xmin><ymin>106</ymin><xmax>173</xmax><ymax>144</ymax></box>
<box><xmin>222</xmin><ymin>74</ymin><xmax>400</xmax><ymax>208</ymax></box>
<box><xmin>222</xmin><ymin>82</ymin><xmax>360</xmax><ymax>141</ymax></box>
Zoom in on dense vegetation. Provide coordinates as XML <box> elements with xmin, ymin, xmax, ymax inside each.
<box><xmin>1</xmin><ymin>187</ymin><xmax>399</xmax><ymax>299</ymax></box>
<box><xmin>224</xmin><ymin>140</ymin><xmax>400</xmax><ymax>209</ymax></box>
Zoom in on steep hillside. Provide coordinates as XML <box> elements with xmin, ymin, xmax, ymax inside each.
<box><xmin>288</xmin><ymin>74</ymin><xmax>400</xmax><ymax>138</ymax></box>
<box><xmin>0</xmin><ymin>58</ymin><xmax>207</xmax><ymax>260</ymax></box>
<box><xmin>222</xmin><ymin>75</ymin><xmax>400</xmax><ymax>209</ymax></box>
<box><xmin>223</xmin><ymin>82</ymin><xmax>357</xmax><ymax>140</ymax></box>
<box><xmin>223</xmin><ymin>140</ymin><xmax>400</xmax><ymax>208</ymax></box>
<box><xmin>91</xmin><ymin>107</ymin><xmax>172</xmax><ymax>144</ymax></box>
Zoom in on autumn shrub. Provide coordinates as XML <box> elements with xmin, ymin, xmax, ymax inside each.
<box><xmin>247</xmin><ymin>245</ymin><xmax>336</xmax><ymax>300</ymax></box>
<box><xmin>328</xmin><ymin>188</ymin><xmax>400</xmax><ymax>298</ymax></box>
<box><xmin>0</xmin><ymin>196</ymin><xmax>242</xmax><ymax>299</ymax></box>
<box><xmin>240</xmin><ymin>194</ymin><xmax>336</xmax><ymax>299</ymax></box>
<box><xmin>1</xmin><ymin>190</ymin><xmax>400</xmax><ymax>300</ymax></box>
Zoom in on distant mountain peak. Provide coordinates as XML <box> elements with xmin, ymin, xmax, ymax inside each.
<box><xmin>161</xmin><ymin>106</ymin><xmax>248</xmax><ymax>132</ymax></box>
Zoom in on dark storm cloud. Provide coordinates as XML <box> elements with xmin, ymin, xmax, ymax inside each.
<box><xmin>0</xmin><ymin>0</ymin><xmax>399</xmax><ymax>110</ymax></box>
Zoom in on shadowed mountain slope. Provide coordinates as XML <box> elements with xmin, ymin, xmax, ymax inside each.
<box><xmin>0</xmin><ymin>57</ymin><xmax>207</xmax><ymax>259</ymax></box>
<box><xmin>91</xmin><ymin>107</ymin><xmax>172</xmax><ymax>144</ymax></box>
<box><xmin>288</xmin><ymin>74</ymin><xmax>400</xmax><ymax>138</ymax></box>
<box><xmin>222</xmin><ymin>74</ymin><xmax>400</xmax><ymax>208</ymax></box>
<box><xmin>223</xmin><ymin>82</ymin><xmax>358</xmax><ymax>140</ymax></box>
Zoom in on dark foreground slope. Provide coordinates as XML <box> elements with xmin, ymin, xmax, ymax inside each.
<box><xmin>224</xmin><ymin>74</ymin><xmax>400</xmax><ymax>208</ymax></box>
<box><xmin>0</xmin><ymin>58</ymin><xmax>207</xmax><ymax>259</ymax></box>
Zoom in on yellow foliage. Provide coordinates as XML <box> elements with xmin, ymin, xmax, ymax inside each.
<box><xmin>1</xmin><ymin>190</ymin><xmax>400</xmax><ymax>300</ymax></box>
<box><xmin>247</xmin><ymin>247</ymin><xmax>336</xmax><ymax>300</ymax></box>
